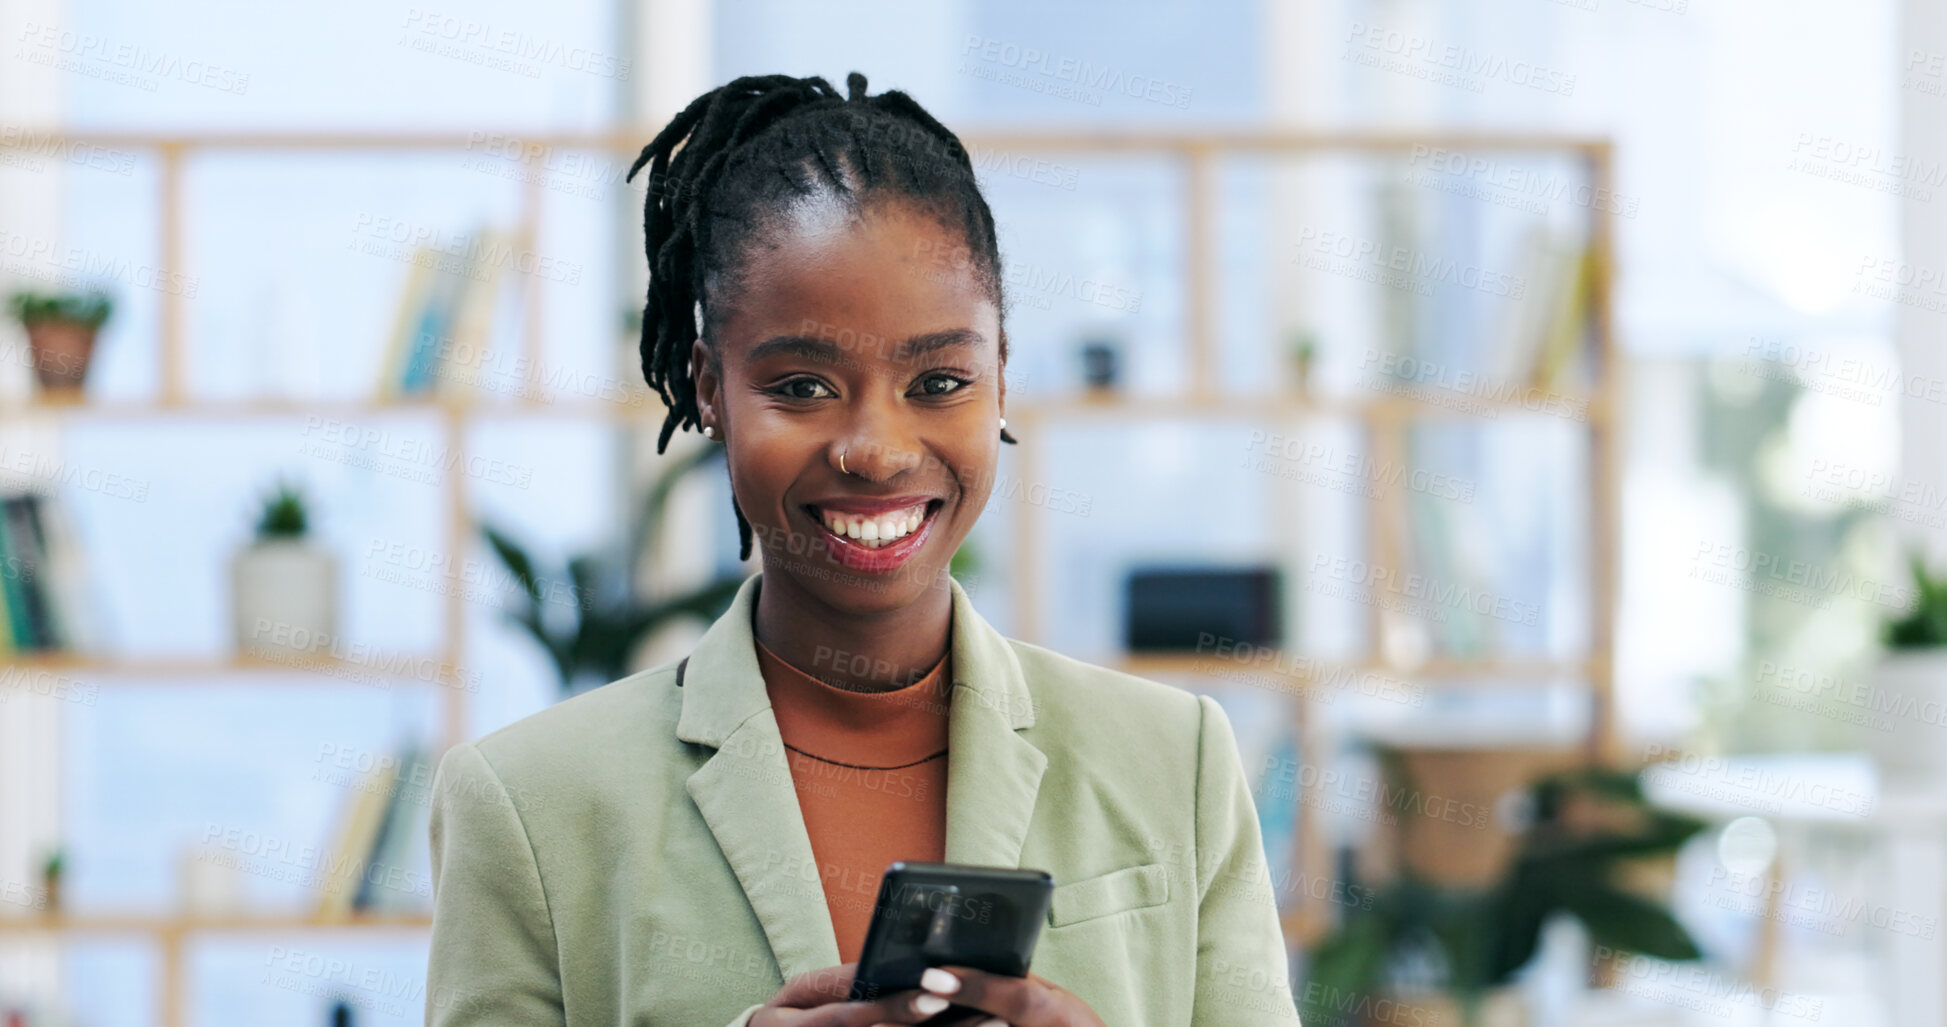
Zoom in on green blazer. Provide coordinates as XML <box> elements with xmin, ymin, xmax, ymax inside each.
<box><xmin>426</xmin><ymin>571</ymin><xmax>1302</xmax><ymax>1025</ymax></box>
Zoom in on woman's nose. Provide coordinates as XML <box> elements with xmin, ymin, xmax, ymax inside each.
<box><xmin>833</xmin><ymin>435</ymin><xmax>924</xmax><ymax>482</ymax></box>
<box><xmin>833</xmin><ymin>403</ymin><xmax>924</xmax><ymax>482</ymax></box>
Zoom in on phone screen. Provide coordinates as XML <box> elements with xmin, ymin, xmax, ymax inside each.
<box><xmin>849</xmin><ymin>879</ymin><xmax>961</xmax><ymax>1000</ymax></box>
<box><xmin>848</xmin><ymin>862</ymin><xmax>1055</xmax><ymax>1019</ymax></box>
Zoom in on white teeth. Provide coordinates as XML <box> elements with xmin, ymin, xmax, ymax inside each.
<box><xmin>818</xmin><ymin>503</ymin><xmax>931</xmax><ymax>548</ymax></box>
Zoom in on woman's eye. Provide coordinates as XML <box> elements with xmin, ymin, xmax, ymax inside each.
<box><xmin>774</xmin><ymin>378</ymin><xmax>834</xmax><ymax>400</ymax></box>
<box><xmin>916</xmin><ymin>373</ymin><xmax>969</xmax><ymax>397</ymax></box>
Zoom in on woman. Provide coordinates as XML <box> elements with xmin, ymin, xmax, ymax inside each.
<box><xmin>425</xmin><ymin>72</ymin><xmax>1301</xmax><ymax>1027</ymax></box>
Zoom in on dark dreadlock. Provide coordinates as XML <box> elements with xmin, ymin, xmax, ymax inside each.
<box><xmin>625</xmin><ymin>71</ymin><xmax>1015</xmax><ymax>562</ymax></box>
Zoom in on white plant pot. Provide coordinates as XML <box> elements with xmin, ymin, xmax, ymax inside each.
<box><xmin>1870</xmin><ymin>649</ymin><xmax>1947</xmax><ymax>785</ymax></box>
<box><xmin>232</xmin><ymin>538</ymin><xmax>339</xmax><ymax>657</ymax></box>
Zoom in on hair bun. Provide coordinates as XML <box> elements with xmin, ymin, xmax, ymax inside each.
<box><xmin>846</xmin><ymin>71</ymin><xmax>869</xmax><ymax>102</ymax></box>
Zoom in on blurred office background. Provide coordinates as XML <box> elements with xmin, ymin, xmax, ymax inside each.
<box><xmin>2</xmin><ymin>0</ymin><xmax>1944</xmax><ymax>1024</ymax></box>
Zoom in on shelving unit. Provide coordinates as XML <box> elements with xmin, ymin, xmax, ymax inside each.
<box><xmin>0</xmin><ymin>128</ymin><xmax>1616</xmax><ymax>1025</ymax></box>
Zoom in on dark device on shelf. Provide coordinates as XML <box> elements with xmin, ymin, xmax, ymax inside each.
<box><xmin>1124</xmin><ymin>564</ymin><xmax>1282</xmax><ymax>651</ymax></box>
<box><xmin>849</xmin><ymin>862</ymin><xmax>1055</xmax><ymax>1025</ymax></box>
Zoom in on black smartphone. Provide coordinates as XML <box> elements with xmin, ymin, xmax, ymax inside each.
<box><xmin>849</xmin><ymin>862</ymin><xmax>1055</xmax><ymax>1025</ymax></box>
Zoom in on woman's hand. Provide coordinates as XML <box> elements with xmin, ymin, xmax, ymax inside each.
<box><xmin>923</xmin><ymin>967</ymin><xmax>1108</xmax><ymax>1027</ymax></box>
<box><xmin>750</xmin><ymin>963</ymin><xmax>962</xmax><ymax>1027</ymax></box>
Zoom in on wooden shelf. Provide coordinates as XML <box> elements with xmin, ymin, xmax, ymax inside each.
<box><xmin>14</xmin><ymin>651</ymin><xmax>1589</xmax><ymax>686</ymax></box>
<box><xmin>1116</xmin><ymin>654</ymin><xmax>1602</xmax><ymax>682</ymax></box>
<box><xmin>0</xmin><ymin>125</ymin><xmax>1620</xmax><ymax>1020</ymax></box>
<box><xmin>0</xmin><ymin>127</ymin><xmax>1614</xmax><ymax>155</ymax></box>
<box><xmin>1</xmin><ymin>397</ymin><xmax>663</xmax><ymax>420</ymax></box>
<box><xmin>2</xmin><ymin>389</ymin><xmax>1607</xmax><ymax>424</ymax></box>
<box><xmin>7</xmin><ymin>653</ymin><xmax>459</xmax><ymax>680</ymax></box>
<box><xmin>0</xmin><ymin>912</ymin><xmax>430</xmax><ymax>935</ymax></box>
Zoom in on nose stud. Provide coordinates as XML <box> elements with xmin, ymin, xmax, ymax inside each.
<box><xmin>839</xmin><ymin>449</ymin><xmax>848</xmax><ymax>475</ymax></box>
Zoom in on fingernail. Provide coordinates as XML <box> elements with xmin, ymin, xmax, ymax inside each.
<box><xmin>913</xmin><ymin>993</ymin><xmax>950</xmax><ymax>1015</ymax></box>
<box><xmin>976</xmin><ymin>1019</ymin><xmax>1008</xmax><ymax>1027</ymax></box>
<box><xmin>921</xmin><ymin>967</ymin><xmax>960</xmax><ymax>995</ymax></box>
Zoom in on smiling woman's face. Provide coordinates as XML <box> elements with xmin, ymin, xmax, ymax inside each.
<box><xmin>690</xmin><ymin>196</ymin><xmax>1005</xmax><ymax>617</ymax></box>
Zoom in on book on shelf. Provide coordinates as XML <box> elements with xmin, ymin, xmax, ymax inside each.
<box><xmin>315</xmin><ymin>739</ymin><xmax>435</xmax><ymax>918</ymax></box>
<box><xmin>1531</xmin><ymin>240</ymin><xmax>1595</xmax><ymax>393</ymax></box>
<box><xmin>353</xmin><ymin>742</ymin><xmax>434</xmax><ymax>914</ymax></box>
<box><xmin>375</xmin><ymin>223</ymin><xmax>511</xmax><ymax>402</ymax></box>
<box><xmin>314</xmin><ymin>755</ymin><xmax>396</xmax><ymax>919</ymax></box>
<box><xmin>1488</xmin><ymin>226</ymin><xmax>1593</xmax><ymax>395</ymax></box>
<box><xmin>0</xmin><ymin>491</ymin><xmax>93</xmax><ymax>655</ymax></box>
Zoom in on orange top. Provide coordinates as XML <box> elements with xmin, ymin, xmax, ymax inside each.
<box><xmin>753</xmin><ymin>633</ymin><xmax>953</xmax><ymax>964</ymax></box>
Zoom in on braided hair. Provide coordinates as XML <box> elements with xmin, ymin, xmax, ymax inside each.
<box><xmin>625</xmin><ymin>71</ymin><xmax>1015</xmax><ymax>562</ymax></box>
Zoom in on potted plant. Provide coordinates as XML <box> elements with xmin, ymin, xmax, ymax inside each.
<box><xmin>232</xmin><ymin>478</ymin><xmax>339</xmax><ymax>658</ymax></box>
<box><xmin>1871</xmin><ymin>546</ymin><xmax>1947</xmax><ymax>782</ymax></box>
<box><xmin>39</xmin><ymin>846</ymin><xmax>63</xmax><ymax>914</ymax></box>
<box><xmin>481</xmin><ymin>444</ymin><xmax>748</xmax><ymax>697</ymax></box>
<box><xmin>1288</xmin><ymin>329</ymin><xmax>1319</xmax><ymax>399</ymax></box>
<box><xmin>7</xmin><ymin>289</ymin><xmax>112</xmax><ymax>399</ymax></box>
<box><xmin>1303</xmin><ymin>765</ymin><xmax>1707</xmax><ymax>1027</ymax></box>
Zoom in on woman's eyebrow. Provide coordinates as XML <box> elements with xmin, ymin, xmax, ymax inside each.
<box><xmin>745</xmin><ymin>329</ymin><xmax>984</xmax><ymax>365</ymax></box>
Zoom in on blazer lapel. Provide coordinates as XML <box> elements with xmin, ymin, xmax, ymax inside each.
<box><xmin>676</xmin><ymin>573</ymin><xmax>842</xmax><ymax>979</ymax></box>
<box><xmin>674</xmin><ymin>571</ymin><xmax>1049</xmax><ymax>981</ymax></box>
<box><xmin>940</xmin><ymin>575</ymin><xmax>1048</xmax><ymax>869</ymax></box>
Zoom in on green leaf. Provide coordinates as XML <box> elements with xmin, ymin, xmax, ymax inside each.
<box><xmin>8</xmin><ymin>289</ymin><xmax>113</xmax><ymax>328</ymax></box>
<box><xmin>1559</xmin><ymin>883</ymin><xmax>1701</xmax><ymax>961</ymax></box>
<box><xmin>631</xmin><ymin>442</ymin><xmax>724</xmax><ymax>569</ymax></box>
<box><xmin>1304</xmin><ymin>903</ymin><xmax>1397</xmax><ymax>1024</ymax></box>
<box><xmin>480</xmin><ymin>524</ymin><xmax>542</xmax><ymax>604</ymax></box>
